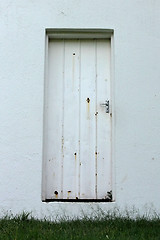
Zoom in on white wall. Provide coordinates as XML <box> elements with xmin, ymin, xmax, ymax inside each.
<box><xmin>0</xmin><ymin>0</ymin><xmax>160</xmax><ymax>219</ymax></box>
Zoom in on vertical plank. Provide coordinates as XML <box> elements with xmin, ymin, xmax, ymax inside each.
<box><xmin>95</xmin><ymin>40</ymin><xmax>98</xmax><ymax>199</ymax></box>
<box><xmin>96</xmin><ymin>39</ymin><xmax>112</xmax><ymax>199</ymax></box>
<box><xmin>78</xmin><ymin>40</ymin><xmax>81</xmax><ymax>199</ymax></box>
<box><xmin>80</xmin><ymin>40</ymin><xmax>96</xmax><ymax>199</ymax></box>
<box><xmin>63</xmin><ymin>40</ymin><xmax>80</xmax><ymax>199</ymax></box>
<box><xmin>45</xmin><ymin>40</ymin><xmax>64</xmax><ymax>199</ymax></box>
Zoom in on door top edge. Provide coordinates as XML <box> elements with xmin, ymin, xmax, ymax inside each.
<box><xmin>46</xmin><ymin>29</ymin><xmax>114</xmax><ymax>39</ymax></box>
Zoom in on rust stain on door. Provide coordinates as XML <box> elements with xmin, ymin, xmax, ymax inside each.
<box><xmin>72</xmin><ymin>53</ymin><xmax>75</xmax><ymax>90</ymax></box>
<box><xmin>86</xmin><ymin>97</ymin><xmax>90</xmax><ymax>119</ymax></box>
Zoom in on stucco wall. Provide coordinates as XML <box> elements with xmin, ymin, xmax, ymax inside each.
<box><xmin>0</xmin><ymin>0</ymin><xmax>160</xmax><ymax>219</ymax></box>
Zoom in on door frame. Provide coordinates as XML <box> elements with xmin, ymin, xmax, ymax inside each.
<box><xmin>42</xmin><ymin>29</ymin><xmax>115</xmax><ymax>202</ymax></box>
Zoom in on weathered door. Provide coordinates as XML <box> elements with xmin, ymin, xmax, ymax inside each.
<box><xmin>44</xmin><ymin>38</ymin><xmax>112</xmax><ymax>201</ymax></box>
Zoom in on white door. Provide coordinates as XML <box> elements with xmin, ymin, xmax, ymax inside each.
<box><xmin>43</xmin><ymin>38</ymin><xmax>112</xmax><ymax>201</ymax></box>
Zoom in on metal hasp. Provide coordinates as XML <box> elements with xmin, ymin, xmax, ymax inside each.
<box><xmin>100</xmin><ymin>100</ymin><xmax>109</xmax><ymax>113</ymax></box>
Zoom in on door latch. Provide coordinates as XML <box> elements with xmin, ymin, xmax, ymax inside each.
<box><xmin>100</xmin><ymin>100</ymin><xmax>109</xmax><ymax>113</ymax></box>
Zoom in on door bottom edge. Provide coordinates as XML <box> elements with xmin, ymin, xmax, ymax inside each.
<box><xmin>42</xmin><ymin>199</ymin><xmax>114</xmax><ymax>203</ymax></box>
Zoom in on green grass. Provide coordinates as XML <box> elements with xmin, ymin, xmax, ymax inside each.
<box><xmin>0</xmin><ymin>212</ymin><xmax>160</xmax><ymax>240</ymax></box>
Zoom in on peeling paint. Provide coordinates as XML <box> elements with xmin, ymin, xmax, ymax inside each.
<box><xmin>104</xmin><ymin>191</ymin><xmax>112</xmax><ymax>202</ymax></box>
